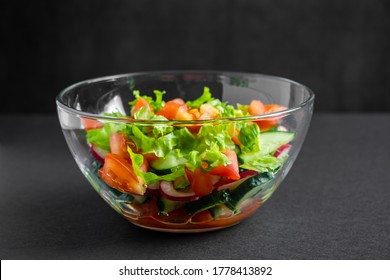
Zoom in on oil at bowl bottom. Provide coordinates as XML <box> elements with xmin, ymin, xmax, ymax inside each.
<box><xmin>122</xmin><ymin>199</ymin><xmax>262</xmax><ymax>233</ymax></box>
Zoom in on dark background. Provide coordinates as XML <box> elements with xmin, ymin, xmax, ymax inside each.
<box><xmin>2</xmin><ymin>0</ymin><xmax>390</xmax><ymax>114</ymax></box>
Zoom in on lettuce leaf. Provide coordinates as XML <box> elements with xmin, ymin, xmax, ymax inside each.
<box><xmin>207</xmin><ymin>99</ymin><xmax>235</xmax><ymax>118</ymax></box>
<box><xmin>239</xmin><ymin>154</ymin><xmax>285</xmax><ymax>173</ymax></box>
<box><xmin>238</xmin><ymin>123</ymin><xmax>261</xmax><ymax>152</ymax></box>
<box><xmin>197</xmin><ymin>123</ymin><xmax>235</xmax><ymax>151</ymax></box>
<box><xmin>129</xmin><ymin>89</ymin><xmax>166</xmax><ymax>112</ymax></box>
<box><xmin>130</xmin><ymin>126</ymin><xmax>177</xmax><ymax>157</ymax></box>
<box><xmin>235</xmin><ymin>104</ymin><xmax>250</xmax><ymax>117</ymax></box>
<box><xmin>86</xmin><ymin>121</ymin><xmax>126</xmax><ymax>151</ymax></box>
<box><xmin>173</xmin><ymin>127</ymin><xmax>196</xmax><ymax>153</ymax></box>
<box><xmin>186</xmin><ymin>87</ymin><xmax>214</xmax><ymax>108</ymax></box>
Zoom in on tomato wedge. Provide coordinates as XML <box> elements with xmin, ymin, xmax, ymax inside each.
<box><xmin>209</xmin><ymin>149</ymin><xmax>240</xmax><ymax>180</ymax></box>
<box><xmin>109</xmin><ymin>132</ymin><xmax>149</xmax><ymax>172</ymax></box>
<box><xmin>110</xmin><ymin>132</ymin><xmax>131</xmax><ymax>159</ymax></box>
<box><xmin>255</xmin><ymin>104</ymin><xmax>287</xmax><ymax>131</ymax></box>
<box><xmin>98</xmin><ymin>153</ymin><xmax>145</xmax><ymax>195</ymax></box>
<box><xmin>190</xmin><ymin>168</ymin><xmax>214</xmax><ymax>197</ymax></box>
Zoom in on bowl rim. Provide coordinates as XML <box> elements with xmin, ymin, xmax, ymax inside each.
<box><xmin>56</xmin><ymin>70</ymin><xmax>315</xmax><ymax>124</ymax></box>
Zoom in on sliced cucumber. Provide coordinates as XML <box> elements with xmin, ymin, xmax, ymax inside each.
<box><xmin>259</xmin><ymin>131</ymin><xmax>295</xmax><ymax>155</ymax></box>
<box><xmin>230</xmin><ymin>172</ymin><xmax>274</xmax><ymax>208</ymax></box>
<box><xmin>210</xmin><ymin>204</ymin><xmax>233</xmax><ymax>219</ymax></box>
<box><xmin>185</xmin><ymin>189</ymin><xmax>231</xmax><ymax>215</ymax></box>
<box><xmin>150</xmin><ymin>150</ymin><xmax>187</xmax><ymax>171</ymax></box>
<box><xmin>157</xmin><ymin>196</ymin><xmax>186</xmax><ymax>216</ymax></box>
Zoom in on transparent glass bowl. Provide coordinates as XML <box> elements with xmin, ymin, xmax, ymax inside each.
<box><xmin>56</xmin><ymin>71</ymin><xmax>314</xmax><ymax>232</ymax></box>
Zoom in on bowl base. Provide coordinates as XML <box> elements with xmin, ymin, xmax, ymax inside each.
<box><xmin>129</xmin><ymin>221</ymin><xmax>240</xmax><ymax>233</ymax></box>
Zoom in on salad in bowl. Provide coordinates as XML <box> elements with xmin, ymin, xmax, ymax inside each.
<box><xmin>57</xmin><ymin>71</ymin><xmax>314</xmax><ymax>232</ymax></box>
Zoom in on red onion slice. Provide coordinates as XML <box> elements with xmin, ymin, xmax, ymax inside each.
<box><xmin>160</xmin><ymin>181</ymin><xmax>199</xmax><ymax>202</ymax></box>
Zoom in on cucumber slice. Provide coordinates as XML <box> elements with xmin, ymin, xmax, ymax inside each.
<box><xmin>108</xmin><ymin>187</ymin><xmax>147</xmax><ymax>204</ymax></box>
<box><xmin>230</xmin><ymin>172</ymin><xmax>274</xmax><ymax>208</ymax></box>
<box><xmin>150</xmin><ymin>150</ymin><xmax>187</xmax><ymax>171</ymax></box>
<box><xmin>210</xmin><ymin>204</ymin><xmax>233</xmax><ymax>219</ymax></box>
<box><xmin>185</xmin><ymin>189</ymin><xmax>231</xmax><ymax>215</ymax></box>
<box><xmin>157</xmin><ymin>196</ymin><xmax>186</xmax><ymax>216</ymax></box>
<box><xmin>259</xmin><ymin>131</ymin><xmax>295</xmax><ymax>155</ymax></box>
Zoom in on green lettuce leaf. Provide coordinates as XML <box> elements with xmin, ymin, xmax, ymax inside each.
<box><xmin>86</xmin><ymin>121</ymin><xmax>126</xmax><ymax>151</ymax></box>
<box><xmin>239</xmin><ymin>154</ymin><xmax>285</xmax><ymax>173</ymax></box>
<box><xmin>202</xmin><ymin>145</ymin><xmax>230</xmax><ymax>168</ymax></box>
<box><xmin>235</xmin><ymin>104</ymin><xmax>250</xmax><ymax>117</ymax></box>
<box><xmin>173</xmin><ymin>127</ymin><xmax>196</xmax><ymax>153</ymax></box>
<box><xmin>184</xmin><ymin>143</ymin><xmax>230</xmax><ymax>172</ymax></box>
<box><xmin>129</xmin><ymin>89</ymin><xmax>166</xmax><ymax>113</ymax></box>
<box><xmin>186</xmin><ymin>87</ymin><xmax>214</xmax><ymax>108</ymax></box>
<box><xmin>238</xmin><ymin>123</ymin><xmax>261</xmax><ymax>152</ymax></box>
<box><xmin>130</xmin><ymin>126</ymin><xmax>177</xmax><ymax>157</ymax></box>
<box><xmin>208</xmin><ymin>99</ymin><xmax>235</xmax><ymax>118</ymax></box>
<box><xmin>197</xmin><ymin>123</ymin><xmax>235</xmax><ymax>151</ymax></box>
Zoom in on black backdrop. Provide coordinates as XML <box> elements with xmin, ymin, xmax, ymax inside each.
<box><xmin>2</xmin><ymin>0</ymin><xmax>390</xmax><ymax>114</ymax></box>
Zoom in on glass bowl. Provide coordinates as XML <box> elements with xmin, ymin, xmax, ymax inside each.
<box><xmin>56</xmin><ymin>71</ymin><xmax>314</xmax><ymax>232</ymax></box>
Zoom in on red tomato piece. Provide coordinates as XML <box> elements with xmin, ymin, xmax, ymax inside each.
<box><xmin>209</xmin><ymin>149</ymin><xmax>240</xmax><ymax>180</ymax></box>
<box><xmin>175</xmin><ymin>105</ymin><xmax>195</xmax><ymax>120</ymax></box>
<box><xmin>140</xmin><ymin>157</ymin><xmax>149</xmax><ymax>173</ymax></box>
<box><xmin>81</xmin><ymin>118</ymin><xmax>103</xmax><ymax>131</ymax></box>
<box><xmin>191</xmin><ymin>210</ymin><xmax>214</xmax><ymax>223</ymax></box>
<box><xmin>191</xmin><ymin>168</ymin><xmax>214</xmax><ymax>197</ymax></box>
<box><xmin>132</xmin><ymin>98</ymin><xmax>153</xmax><ymax>117</ymax></box>
<box><xmin>256</xmin><ymin>104</ymin><xmax>287</xmax><ymax>131</ymax></box>
<box><xmin>156</xmin><ymin>99</ymin><xmax>188</xmax><ymax>120</ymax></box>
<box><xmin>231</xmin><ymin>127</ymin><xmax>241</xmax><ymax>146</ymax></box>
<box><xmin>199</xmin><ymin>104</ymin><xmax>219</xmax><ymax>119</ymax></box>
<box><xmin>98</xmin><ymin>153</ymin><xmax>145</xmax><ymax>195</ymax></box>
<box><xmin>110</xmin><ymin>132</ymin><xmax>131</xmax><ymax>159</ymax></box>
<box><xmin>185</xmin><ymin>167</ymin><xmax>194</xmax><ymax>183</ymax></box>
<box><xmin>248</xmin><ymin>100</ymin><xmax>266</xmax><ymax>116</ymax></box>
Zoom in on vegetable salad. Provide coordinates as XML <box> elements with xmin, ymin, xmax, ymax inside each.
<box><xmin>84</xmin><ymin>87</ymin><xmax>294</xmax><ymax>227</ymax></box>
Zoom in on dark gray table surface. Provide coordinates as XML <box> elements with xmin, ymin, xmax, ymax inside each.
<box><xmin>1</xmin><ymin>113</ymin><xmax>389</xmax><ymax>260</ymax></box>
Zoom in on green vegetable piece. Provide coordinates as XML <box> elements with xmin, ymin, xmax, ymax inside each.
<box><xmin>230</xmin><ymin>172</ymin><xmax>274</xmax><ymax>208</ymax></box>
<box><xmin>186</xmin><ymin>87</ymin><xmax>213</xmax><ymax>108</ymax></box>
<box><xmin>185</xmin><ymin>189</ymin><xmax>231</xmax><ymax>215</ymax></box>
<box><xmin>86</xmin><ymin>120</ymin><xmax>126</xmax><ymax>151</ymax></box>
<box><xmin>129</xmin><ymin>89</ymin><xmax>166</xmax><ymax>112</ymax></box>
<box><xmin>128</xmin><ymin>147</ymin><xmax>185</xmax><ymax>184</ymax></box>
<box><xmin>157</xmin><ymin>196</ymin><xmax>185</xmax><ymax>216</ymax></box>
